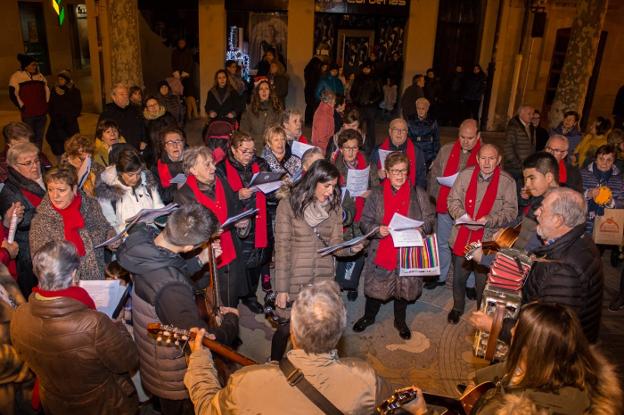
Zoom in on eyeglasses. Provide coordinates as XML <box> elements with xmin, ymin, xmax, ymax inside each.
<box><xmin>545</xmin><ymin>146</ymin><xmax>567</xmax><ymax>154</ymax></box>
<box><xmin>388</xmin><ymin>168</ymin><xmax>408</xmax><ymax>176</ymax></box>
<box><xmin>165</xmin><ymin>140</ymin><xmax>184</xmax><ymax>147</ymax></box>
<box><xmin>391</xmin><ymin>128</ymin><xmax>408</xmax><ymax>134</ymax></box>
<box><xmin>341</xmin><ymin>146</ymin><xmax>359</xmax><ymax>152</ymax></box>
<box><xmin>16</xmin><ymin>159</ymin><xmax>41</xmax><ymax>168</ymax></box>
<box><xmin>237</xmin><ymin>149</ymin><xmax>255</xmax><ymax>156</ymax></box>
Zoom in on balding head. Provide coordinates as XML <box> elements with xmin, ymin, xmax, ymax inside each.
<box><xmin>388</xmin><ymin>118</ymin><xmax>408</xmax><ymax>146</ymax></box>
<box><xmin>536</xmin><ymin>187</ymin><xmax>586</xmax><ymax>240</ymax></box>
<box><xmin>477</xmin><ymin>144</ymin><xmax>501</xmax><ymax>175</ymax></box>
<box><xmin>545</xmin><ymin>135</ymin><xmax>569</xmax><ymax>162</ymax></box>
<box><xmin>458</xmin><ymin>119</ymin><xmax>479</xmax><ymax>151</ymax></box>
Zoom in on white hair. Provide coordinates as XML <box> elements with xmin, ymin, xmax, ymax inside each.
<box><xmin>33</xmin><ymin>241</ymin><xmax>79</xmax><ymax>290</ymax></box>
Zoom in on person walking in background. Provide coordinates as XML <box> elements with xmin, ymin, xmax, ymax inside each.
<box><xmin>350</xmin><ymin>61</ymin><xmax>383</xmax><ymax>156</ymax></box>
<box><xmin>381</xmin><ymin>77</ymin><xmax>398</xmax><ymax>120</ymax></box>
<box><xmin>315</xmin><ymin>63</ymin><xmax>344</xmax><ymax>102</ymax></box>
<box><xmin>311</xmin><ymin>90</ymin><xmax>336</xmax><ymax>155</ymax></box>
<box><xmin>46</xmin><ymin>70</ymin><xmax>82</xmax><ymax>162</ymax></box>
<box><xmin>462</xmin><ymin>64</ymin><xmax>487</xmax><ymax>125</ymax></box>
<box><xmin>400</xmin><ymin>74</ymin><xmax>425</xmax><ymax>119</ymax></box>
<box><xmin>171</xmin><ymin>37</ymin><xmax>198</xmax><ymax>120</ymax></box>
<box><xmin>8</xmin><ymin>54</ymin><xmax>49</xmax><ymax>149</ymax></box>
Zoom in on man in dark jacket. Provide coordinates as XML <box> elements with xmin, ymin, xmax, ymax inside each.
<box><xmin>46</xmin><ymin>70</ymin><xmax>82</xmax><ymax>158</ymax></box>
<box><xmin>98</xmin><ymin>84</ymin><xmax>146</xmax><ymax>150</ymax></box>
<box><xmin>503</xmin><ymin>105</ymin><xmax>536</xmax><ymax>186</ymax></box>
<box><xmin>400</xmin><ymin>74</ymin><xmax>425</xmax><ymax>119</ymax></box>
<box><xmin>350</xmin><ymin>62</ymin><xmax>383</xmax><ymax>156</ymax></box>
<box><xmin>117</xmin><ymin>203</ymin><xmax>239</xmax><ymax>415</ymax></box>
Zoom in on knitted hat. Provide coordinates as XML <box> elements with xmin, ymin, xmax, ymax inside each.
<box><xmin>17</xmin><ymin>54</ymin><xmax>35</xmax><ymax>70</ymax></box>
<box><xmin>57</xmin><ymin>70</ymin><xmax>72</xmax><ymax>82</ymax></box>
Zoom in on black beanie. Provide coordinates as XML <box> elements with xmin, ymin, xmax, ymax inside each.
<box><xmin>17</xmin><ymin>54</ymin><xmax>35</xmax><ymax>70</ymax></box>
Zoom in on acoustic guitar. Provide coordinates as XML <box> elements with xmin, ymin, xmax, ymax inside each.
<box><xmin>147</xmin><ymin>323</ymin><xmax>257</xmax><ymax>367</ymax></box>
<box><xmin>464</xmin><ymin>224</ymin><xmax>521</xmax><ymax>261</ymax></box>
<box><xmin>377</xmin><ymin>381</ymin><xmax>495</xmax><ymax>415</ymax></box>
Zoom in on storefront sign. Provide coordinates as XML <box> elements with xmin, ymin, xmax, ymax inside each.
<box><xmin>315</xmin><ymin>0</ymin><xmax>409</xmax><ymax>15</ymax></box>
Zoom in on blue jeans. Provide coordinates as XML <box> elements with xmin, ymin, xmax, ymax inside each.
<box><xmin>436</xmin><ymin>213</ymin><xmax>476</xmax><ymax>287</ymax></box>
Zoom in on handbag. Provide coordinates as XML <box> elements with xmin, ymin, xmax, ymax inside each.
<box><xmin>335</xmin><ymin>254</ymin><xmax>365</xmax><ymax>291</ymax></box>
<box><xmin>399</xmin><ymin>234</ymin><xmax>440</xmax><ymax>276</ymax></box>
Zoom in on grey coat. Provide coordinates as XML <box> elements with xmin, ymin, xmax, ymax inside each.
<box><xmin>360</xmin><ymin>185</ymin><xmax>435</xmax><ymax>301</ymax></box>
<box><xmin>29</xmin><ymin>193</ymin><xmax>112</xmax><ymax>280</ymax></box>
<box><xmin>503</xmin><ymin>116</ymin><xmax>535</xmax><ymax>173</ymax></box>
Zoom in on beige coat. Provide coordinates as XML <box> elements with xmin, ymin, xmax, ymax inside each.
<box><xmin>184</xmin><ymin>348</ymin><xmax>391</xmax><ymax>414</ymax></box>
<box><xmin>427</xmin><ymin>140</ymin><xmax>475</xmax><ymax>201</ymax></box>
<box><xmin>274</xmin><ymin>195</ymin><xmax>347</xmax><ymax>297</ymax></box>
<box><xmin>447</xmin><ymin>166</ymin><xmax>518</xmax><ymax>247</ymax></box>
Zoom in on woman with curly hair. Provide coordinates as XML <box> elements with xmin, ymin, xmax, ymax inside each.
<box><xmin>240</xmin><ymin>79</ymin><xmax>282</xmax><ymax>152</ymax></box>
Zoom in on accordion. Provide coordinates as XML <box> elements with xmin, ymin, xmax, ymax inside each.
<box><xmin>473</xmin><ymin>249</ymin><xmax>532</xmax><ymax>361</ymax></box>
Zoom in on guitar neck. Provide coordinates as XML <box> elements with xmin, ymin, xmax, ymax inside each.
<box><xmin>197</xmin><ymin>333</ymin><xmax>257</xmax><ymax>366</ymax></box>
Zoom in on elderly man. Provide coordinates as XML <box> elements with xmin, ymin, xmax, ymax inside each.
<box><xmin>0</xmin><ymin>142</ymin><xmax>46</xmax><ymax>297</ymax></box>
<box><xmin>544</xmin><ymin>134</ymin><xmax>583</xmax><ymax>192</ymax></box>
<box><xmin>98</xmin><ymin>83</ymin><xmax>146</xmax><ymax>150</ymax></box>
<box><xmin>117</xmin><ymin>203</ymin><xmax>239</xmax><ymax>415</ymax></box>
<box><xmin>471</xmin><ymin>187</ymin><xmax>603</xmax><ymax>344</ymax></box>
<box><xmin>447</xmin><ymin>144</ymin><xmax>517</xmax><ymax>324</ymax></box>
<box><xmin>372</xmin><ymin>118</ymin><xmax>427</xmax><ymax>189</ymax></box>
<box><xmin>407</xmin><ymin>97</ymin><xmax>440</xmax><ymax>167</ymax></box>
<box><xmin>184</xmin><ymin>280</ymin><xmax>427</xmax><ymax>414</ymax></box>
<box><xmin>11</xmin><ymin>240</ymin><xmax>139</xmax><ymax>414</ymax></box>
<box><xmin>425</xmin><ymin>119</ymin><xmax>482</xmax><ymax>289</ymax></box>
<box><xmin>503</xmin><ymin>105</ymin><xmax>535</xmax><ymax>184</ymax></box>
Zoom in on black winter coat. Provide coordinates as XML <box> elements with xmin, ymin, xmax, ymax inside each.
<box><xmin>150</xmin><ymin>154</ymin><xmax>184</xmax><ymax>204</ymax></box>
<box><xmin>98</xmin><ymin>103</ymin><xmax>145</xmax><ymax>149</ymax></box>
<box><xmin>46</xmin><ymin>84</ymin><xmax>82</xmax><ymax>155</ymax></box>
<box><xmin>350</xmin><ymin>73</ymin><xmax>383</xmax><ymax>108</ymax></box>
<box><xmin>525</xmin><ymin>224</ymin><xmax>603</xmax><ymax>343</ymax></box>
<box><xmin>204</xmin><ymin>86</ymin><xmax>242</xmax><ymax>120</ymax></box>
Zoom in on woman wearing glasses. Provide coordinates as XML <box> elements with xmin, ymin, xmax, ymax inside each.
<box><xmin>61</xmin><ymin>134</ymin><xmax>103</xmax><ymax>198</ymax></box>
<box><xmin>353</xmin><ymin>152</ymin><xmax>435</xmax><ymax>340</ymax></box>
<box><xmin>151</xmin><ymin>126</ymin><xmax>186</xmax><ymax>204</ymax></box>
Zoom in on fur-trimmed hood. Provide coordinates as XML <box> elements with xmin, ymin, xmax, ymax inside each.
<box><xmin>95</xmin><ymin>165</ymin><xmax>158</xmax><ymax>202</ymax></box>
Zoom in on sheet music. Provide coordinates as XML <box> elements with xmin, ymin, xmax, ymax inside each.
<box><xmin>291</xmin><ymin>140</ymin><xmax>316</xmax><ymax>158</ymax></box>
<box><xmin>346</xmin><ymin>166</ymin><xmax>370</xmax><ymax>197</ymax></box>
<box><xmin>389</xmin><ymin>213</ymin><xmax>424</xmax><ymax>247</ymax></box>
<box><xmin>251</xmin><ymin>181</ymin><xmax>282</xmax><ymax>194</ymax></box>
<box><xmin>317</xmin><ymin>226</ymin><xmax>379</xmax><ymax>256</ymax></box>
<box><xmin>436</xmin><ymin>172</ymin><xmax>459</xmax><ymax>188</ymax></box>
<box><xmin>221</xmin><ymin>208</ymin><xmax>259</xmax><ymax>229</ymax></box>
<box><xmin>378</xmin><ymin>149</ymin><xmax>394</xmax><ymax>170</ymax></box>
<box><xmin>454</xmin><ymin>213</ymin><xmax>485</xmax><ymax>226</ymax></box>
<box><xmin>169</xmin><ymin>173</ymin><xmax>187</xmax><ymax>186</ymax></box>
<box><xmin>80</xmin><ymin>280</ymin><xmax>127</xmax><ymax>318</ymax></box>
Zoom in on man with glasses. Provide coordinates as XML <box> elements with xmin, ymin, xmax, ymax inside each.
<box><xmin>372</xmin><ymin>118</ymin><xmax>427</xmax><ymax>189</ymax></box>
<box><xmin>545</xmin><ymin>135</ymin><xmax>583</xmax><ymax>192</ymax></box>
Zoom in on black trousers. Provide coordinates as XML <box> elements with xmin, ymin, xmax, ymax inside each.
<box><xmin>271</xmin><ymin>321</ymin><xmax>291</xmax><ymax>361</ymax></box>
<box><xmin>452</xmin><ymin>254</ymin><xmax>487</xmax><ymax>313</ymax></box>
<box><xmin>157</xmin><ymin>396</ymin><xmax>195</xmax><ymax>415</ymax></box>
<box><xmin>360</xmin><ymin>105</ymin><xmax>377</xmax><ymax>156</ymax></box>
<box><xmin>362</xmin><ymin>296</ymin><xmax>409</xmax><ymax>324</ymax></box>
<box><xmin>242</xmin><ymin>263</ymin><xmax>270</xmax><ymax>301</ymax></box>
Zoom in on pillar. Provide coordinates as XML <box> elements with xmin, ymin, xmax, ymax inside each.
<box><xmin>548</xmin><ymin>0</ymin><xmax>608</xmax><ymax>128</ymax></box>
<box><xmin>86</xmin><ymin>0</ymin><xmax>103</xmax><ymax>111</ymax></box>
<box><xmin>402</xmin><ymin>0</ymin><xmax>439</xmax><ymax>91</ymax></box>
<box><xmin>286</xmin><ymin>0</ymin><xmax>315</xmax><ymax>112</ymax></box>
<box><xmin>198</xmin><ymin>0</ymin><xmax>226</xmax><ymax>118</ymax></box>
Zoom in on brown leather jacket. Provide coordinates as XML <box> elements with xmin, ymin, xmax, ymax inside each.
<box><xmin>10</xmin><ymin>294</ymin><xmax>139</xmax><ymax>415</ymax></box>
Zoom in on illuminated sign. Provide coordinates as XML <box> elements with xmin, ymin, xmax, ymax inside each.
<box><xmin>51</xmin><ymin>0</ymin><xmax>65</xmax><ymax>26</ymax></box>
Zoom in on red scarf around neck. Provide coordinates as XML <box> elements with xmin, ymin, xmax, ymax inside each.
<box><xmin>298</xmin><ymin>135</ymin><xmax>309</xmax><ymax>144</ymax></box>
<box><xmin>436</xmin><ymin>139</ymin><xmax>481</xmax><ymax>213</ymax></box>
<box><xmin>558</xmin><ymin>159</ymin><xmax>567</xmax><ymax>184</ymax></box>
<box><xmin>379</xmin><ymin>138</ymin><xmax>417</xmax><ymax>186</ymax></box>
<box><xmin>157</xmin><ymin>159</ymin><xmax>173</xmax><ymax>187</ymax></box>
<box><xmin>335</xmin><ymin>151</ymin><xmax>368</xmax><ymax>222</ymax></box>
<box><xmin>225</xmin><ymin>159</ymin><xmax>268</xmax><ymax>248</ymax></box>
<box><xmin>32</xmin><ymin>286</ymin><xmax>96</xmax><ymax>309</ymax></box>
<box><xmin>21</xmin><ymin>189</ymin><xmax>43</xmax><ymax>208</ymax></box>
<box><xmin>186</xmin><ymin>174</ymin><xmax>236</xmax><ymax>268</ymax></box>
<box><xmin>52</xmin><ymin>193</ymin><xmax>86</xmax><ymax>256</ymax></box>
<box><xmin>451</xmin><ymin>166</ymin><xmax>501</xmax><ymax>256</ymax></box>
<box><xmin>374</xmin><ymin>180</ymin><xmax>411</xmax><ymax>271</ymax></box>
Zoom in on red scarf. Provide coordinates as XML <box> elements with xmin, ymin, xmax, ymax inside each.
<box><xmin>52</xmin><ymin>194</ymin><xmax>86</xmax><ymax>256</ymax></box>
<box><xmin>558</xmin><ymin>159</ymin><xmax>567</xmax><ymax>184</ymax></box>
<box><xmin>21</xmin><ymin>189</ymin><xmax>43</xmax><ymax>208</ymax></box>
<box><xmin>378</xmin><ymin>138</ymin><xmax>417</xmax><ymax>186</ymax></box>
<box><xmin>298</xmin><ymin>135</ymin><xmax>309</xmax><ymax>144</ymax></box>
<box><xmin>186</xmin><ymin>174</ymin><xmax>236</xmax><ymax>268</ymax></box>
<box><xmin>451</xmin><ymin>166</ymin><xmax>501</xmax><ymax>256</ymax></box>
<box><xmin>157</xmin><ymin>159</ymin><xmax>173</xmax><ymax>187</ymax></box>
<box><xmin>334</xmin><ymin>151</ymin><xmax>368</xmax><ymax>222</ymax></box>
<box><xmin>436</xmin><ymin>139</ymin><xmax>481</xmax><ymax>213</ymax></box>
<box><xmin>32</xmin><ymin>285</ymin><xmax>96</xmax><ymax>309</ymax></box>
<box><xmin>374</xmin><ymin>180</ymin><xmax>411</xmax><ymax>270</ymax></box>
<box><xmin>225</xmin><ymin>159</ymin><xmax>268</xmax><ymax>248</ymax></box>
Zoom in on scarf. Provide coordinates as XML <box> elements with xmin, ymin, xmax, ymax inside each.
<box><xmin>303</xmin><ymin>200</ymin><xmax>330</xmax><ymax>228</ymax></box>
<box><xmin>333</xmin><ymin>151</ymin><xmax>368</xmax><ymax>222</ymax></box>
<box><xmin>262</xmin><ymin>145</ymin><xmax>301</xmax><ymax>179</ymax></box>
<box><xmin>225</xmin><ymin>159</ymin><xmax>268</xmax><ymax>248</ymax></box>
<box><xmin>298</xmin><ymin>135</ymin><xmax>309</xmax><ymax>144</ymax></box>
<box><xmin>32</xmin><ymin>285</ymin><xmax>96</xmax><ymax>309</ymax></box>
<box><xmin>21</xmin><ymin>189</ymin><xmax>43</xmax><ymax>208</ymax></box>
<box><xmin>436</xmin><ymin>139</ymin><xmax>481</xmax><ymax>213</ymax></box>
<box><xmin>451</xmin><ymin>167</ymin><xmax>501</xmax><ymax>256</ymax></box>
<box><xmin>558</xmin><ymin>159</ymin><xmax>567</xmax><ymax>184</ymax></box>
<box><xmin>52</xmin><ymin>194</ymin><xmax>86</xmax><ymax>256</ymax></box>
<box><xmin>143</xmin><ymin>105</ymin><xmax>166</xmax><ymax>120</ymax></box>
<box><xmin>157</xmin><ymin>159</ymin><xmax>173</xmax><ymax>187</ymax></box>
<box><xmin>379</xmin><ymin>138</ymin><xmax>417</xmax><ymax>186</ymax></box>
<box><xmin>374</xmin><ymin>180</ymin><xmax>411</xmax><ymax>270</ymax></box>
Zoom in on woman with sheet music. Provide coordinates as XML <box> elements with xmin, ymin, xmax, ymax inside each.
<box><xmin>352</xmin><ymin>152</ymin><xmax>435</xmax><ymax>340</ymax></box>
<box><xmin>271</xmin><ymin>159</ymin><xmax>364</xmax><ymax>360</ymax></box>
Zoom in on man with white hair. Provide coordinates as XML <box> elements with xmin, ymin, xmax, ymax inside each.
<box><xmin>98</xmin><ymin>83</ymin><xmax>146</xmax><ymax>150</ymax></box>
<box><xmin>184</xmin><ymin>281</ymin><xmax>429</xmax><ymax>414</ymax></box>
<box><xmin>406</xmin><ymin>97</ymin><xmax>440</xmax><ymax>167</ymax></box>
<box><xmin>503</xmin><ymin>105</ymin><xmax>535</xmax><ymax>183</ymax></box>
<box><xmin>544</xmin><ymin>134</ymin><xmax>583</xmax><ymax>192</ymax></box>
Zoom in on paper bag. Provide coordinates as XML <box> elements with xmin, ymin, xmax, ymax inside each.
<box><xmin>593</xmin><ymin>209</ymin><xmax>624</xmax><ymax>245</ymax></box>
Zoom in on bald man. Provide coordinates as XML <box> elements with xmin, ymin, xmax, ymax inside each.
<box><xmin>426</xmin><ymin>119</ymin><xmax>482</xmax><ymax>289</ymax></box>
<box><xmin>544</xmin><ymin>135</ymin><xmax>583</xmax><ymax>192</ymax></box>
<box><xmin>446</xmin><ymin>143</ymin><xmax>517</xmax><ymax>324</ymax></box>
<box><xmin>503</xmin><ymin>105</ymin><xmax>535</xmax><ymax>183</ymax></box>
<box><xmin>98</xmin><ymin>83</ymin><xmax>146</xmax><ymax>151</ymax></box>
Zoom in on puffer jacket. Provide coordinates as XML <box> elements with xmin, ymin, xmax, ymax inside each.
<box><xmin>359</xmin><ymin>185</ymin><xmax>435</xmax><ymax>301</ymax></box>
<box><xmin>239</xmin><ymin>101</ymin><xmax>282</xmax><ymax>152</ymax></box>
<box><xmin>503</xmin><ymin>115</ymin><xmax>536</xmax><ymax>173</ymax></box>
<box><xmin>117</xmin><ymin>225</ymin><xmax>239</xmax><ymax>400</ymax></box>
<box><xmin>10</xmin><ymin>293</ymin><xmax>139</xmax><ymax>415</ymax></box>
<box><xmin>30</xmin><ymin>193</ymin><xmax>112</xmax><ymax>280</ymax></box>
<box><xmin>274</xmin><ymin>189</ymin><xmax>347</xmax><ymax>297</ymax></box>
<box><xmin>581</xmin><ymin>162</ymin><xmax>624</xmax><ymax>234</ymax></box>
<box><xmin>184</xmin><ymin>348</ymin><xmax>391</xmax><ymax>415</ymax></box>
<box><xmin>525</xmin><ymin>225</ymin><xmax>603</xmax><ymax>343</ymax></box>
<box><xmin>95</xmin><ymin>165</ymin><xmax>164</xmax><ymax>232</ymax></box>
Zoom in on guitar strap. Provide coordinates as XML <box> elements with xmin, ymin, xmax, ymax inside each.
<box><xmin>279</xmin><ymin>357</ymin><xmax>343</xmax><ymax>415</ymax></box>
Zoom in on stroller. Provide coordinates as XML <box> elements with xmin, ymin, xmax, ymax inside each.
<box><xmin>202</xmin><ymin>119</ymin><xmax>237</xmax><ymax>163</ymax></box>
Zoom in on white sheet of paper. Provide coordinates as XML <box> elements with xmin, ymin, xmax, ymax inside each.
<box><xmin>436</xmin><ymin>172</ymin><xmax>459</xmax><ymax>188</ymax></box>
<box><xmin>169</xmin><ymin>173</ymin><xmax>187</xmax><ymax>185</ymax></box>
<box><xmin>389</xmin><ymin>213</ymin><xmax>424</xmax><ymax>247</ymax></box>
<box><xmin>454</xmin><ymin>213</ymin><xmax>485</xmax><ymax>226</ymax></box>
<box><xmin>378</xmin><ymin>149</ymin><xmax>394</xmax><ymax>170</ymax></box>
<box><xmin>251</xmin><ymin>181</ymin><xmax>282</xmax><ymax>194</ymax></box>
<box><xmin>80</xmin><ymin>280</ymin><xmax>126</xmax><ymax>318</ymax></box>
<box><xmin>291</xmin><ymin>140</ymin><xmax>316</xmax><ymax>158</ymax></box>
<box><xmin>346</xmin><ymin>166</ymin><xmax>370</xmax><ymax>197</ymax></box>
